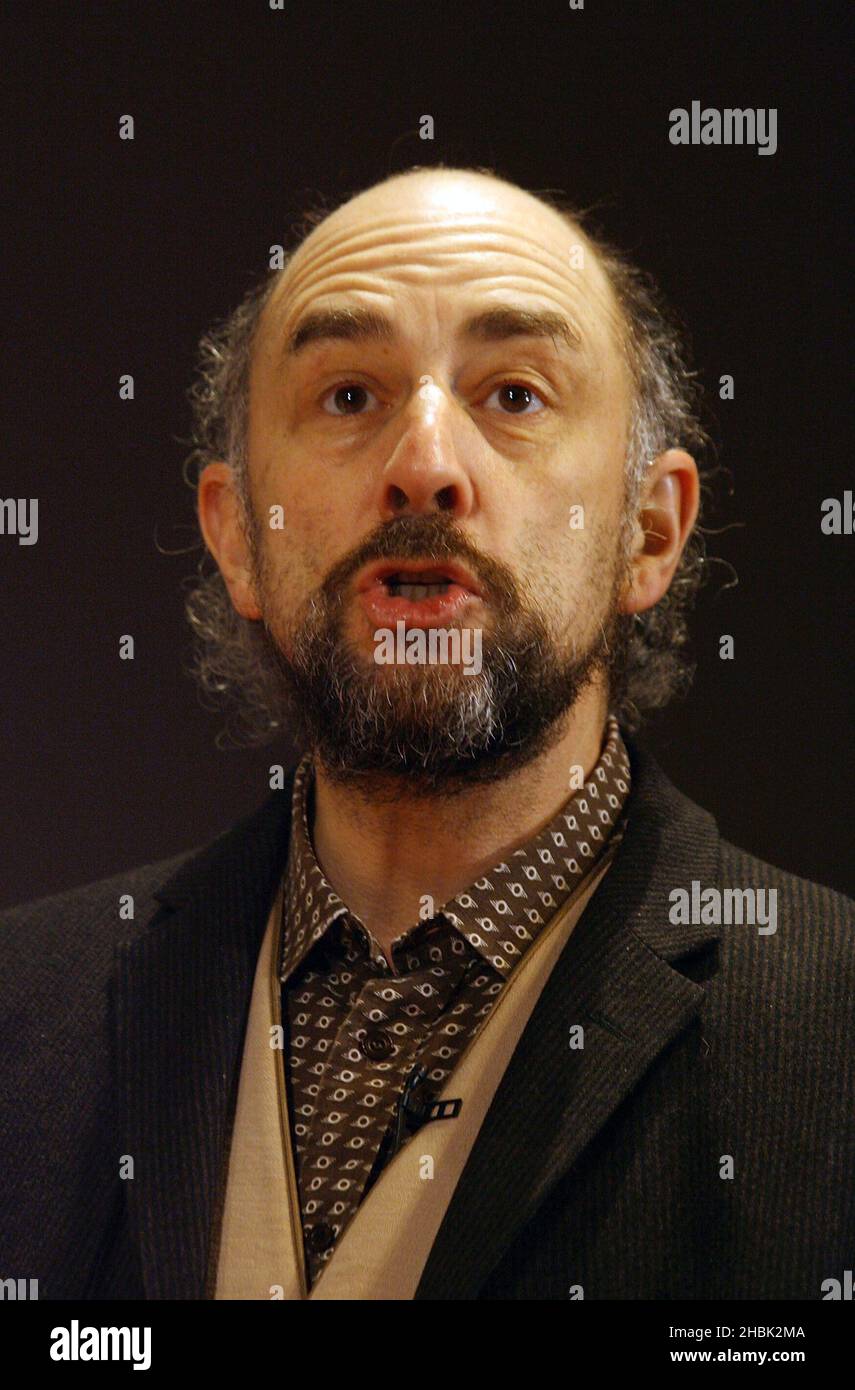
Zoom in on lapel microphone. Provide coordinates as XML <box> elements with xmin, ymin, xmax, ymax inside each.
<box><xmin>388</xmin><ymin>1062</ymin><xmax>463</xmax><ymax>1159</ymax></box>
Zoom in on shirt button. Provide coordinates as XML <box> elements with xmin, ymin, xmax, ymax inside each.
<box><xmin>306</xmin><ymin>1221</ymin><xmax>335</xmax><ymax>1254</ymax></box>
<box><xmin>360</xmin><ymin>1027</ymin><xmax>394</xmax><ymax>1060</ymax></box>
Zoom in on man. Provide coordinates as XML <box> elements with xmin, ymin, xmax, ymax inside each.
<box><xmin>1</xmin><ymin>166</ymin><xmax>851</xmax><ymax>1302</ymax></box>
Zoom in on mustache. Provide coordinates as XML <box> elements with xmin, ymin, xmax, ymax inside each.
<box><xmin>317</xmin><ymin>514</ymin><xmax>520</xmax><ymax>612</ymax></box>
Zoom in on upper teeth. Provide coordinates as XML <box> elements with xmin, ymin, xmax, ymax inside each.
<box><xmin>389</xmin><ymin>581</ymin><xmax>451</xmax><ymax>599</ymax></box>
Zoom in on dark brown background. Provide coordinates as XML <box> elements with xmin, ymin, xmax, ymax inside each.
<box><xmin>1</xmin><ymin>0</ymin><xmax>851</xmax><ymax>906</ymax></box>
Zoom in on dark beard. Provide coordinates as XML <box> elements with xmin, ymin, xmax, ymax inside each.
<box><xmin>253</xmin><ymin>515</ymin><xmax>627</xmax><ymax>799</ymax></box>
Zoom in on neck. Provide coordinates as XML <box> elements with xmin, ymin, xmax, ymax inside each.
<box><xmin>309</xmin><ymin>683</ymin><xmax>610</xmax><ymax>955</ymax></box>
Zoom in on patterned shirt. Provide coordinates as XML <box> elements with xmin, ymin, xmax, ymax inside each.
<box><xmin>280</xmin><ymin>717</ymin><xmax>631</xmax><ymax>1287</ymax></box>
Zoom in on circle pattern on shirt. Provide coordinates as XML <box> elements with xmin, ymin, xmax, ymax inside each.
<box><xmin>279</xmin><ymin>717</ymin><xmax>631</xmax><ymax>1285</ymax></box>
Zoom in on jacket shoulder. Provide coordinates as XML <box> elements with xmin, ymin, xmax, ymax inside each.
<box><xmin>0</xmin><ymin>780</ymin><xmax>293</xmax><ymax>990</ymax></box>
<box><xmin>0</xmin><ymin>851</ymin><xmax>211</xmax><ymax>1080</ymax></box>
<box><xmin>717</xmin><ymin>835</ymin><xmax>854</xmax><ymax>933</ymax></box>
<box><xmin>709</xmin><ymin>836</ymin><xmax>855</xmax><ymax>1025</ymax></box>
<box><xmin>0</xmin><ymin>848</ymin><xmax>200</xmax><ymax>958</ymax></box>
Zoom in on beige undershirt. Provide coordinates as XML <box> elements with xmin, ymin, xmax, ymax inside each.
<box><xmin>214</xmin><ymin>843</ymin><xmax>616</xmax><ymax>1301</ymax></box>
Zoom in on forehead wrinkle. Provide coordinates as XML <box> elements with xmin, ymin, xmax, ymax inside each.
<box><xmin>283</xmin><ymin>213</ymin><xmax>591</xmax><ymax>288</ymax></box>
<box><xmin>279</xmin><ymin>301</ymin><xmax>590</xmax><ymax>380</ymax></box>
<box><xmin>272</xmin><ymin>292</ymin><xmax>591</xmax><ymax>388</ymax></box>
<box><xmin>267</xmin><ymin>211</ymin><xmax>609</xmax><ymax>326</ymax></box>
<box><xmin>260</xmin><ymin>214</ymin><xmax>628</xmax><ymax>393</ymax></box>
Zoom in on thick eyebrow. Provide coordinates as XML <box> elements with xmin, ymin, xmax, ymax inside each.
<box><xmin>460</xmin><ymin>305</ymin><xmax>583</xmax><ymax>353</ymax></box>
<box><xmin>286</xmin><ymin>306</ymin><xmax>394</xmax><ymax>356</ymax></box>
<box><xmin>284</xmin><ymin>302</ymin><xmax>583</xmax><ymax>359</ymax></box>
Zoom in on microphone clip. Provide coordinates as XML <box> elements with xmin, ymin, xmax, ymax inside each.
<box><xmin>389</xmin><ymin>1063</ymin><xmax>462</xmax><ymax>1158</ymax></box>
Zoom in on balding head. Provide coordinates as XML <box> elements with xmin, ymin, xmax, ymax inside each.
<box><xmin>259</xmin><ymin>165</ymin><xmax>630</xmax><ymax>427</ymax></box>
<box><xmin>187</xmin><ymin>165</ymin><xmax>706</xmax><ymax>750</ymax></box>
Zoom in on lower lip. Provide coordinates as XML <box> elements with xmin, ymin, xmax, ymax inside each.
<box><xmin>358</xmin><ymin>582</ymin><xmax>481</xmax><ymax>628</ymax></box>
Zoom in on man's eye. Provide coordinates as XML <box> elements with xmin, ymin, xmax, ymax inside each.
<box><xmin>321</xmin><ymin>383</ymin><xmax>379</xmax><ymax>416</ymax></box>
<box><xmin>483</xmin><ymin>382</ymin><xmax>546</xmax><ymax>415</ymax></box>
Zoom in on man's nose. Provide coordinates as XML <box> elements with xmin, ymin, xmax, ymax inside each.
<box><xmin>375</xmin><ymin>376</ymin><xmax>476</xmax><ymax>519</ymax></box>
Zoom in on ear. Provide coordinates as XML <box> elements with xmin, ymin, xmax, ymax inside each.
<box><xmin>620</xmin><ymin>449</ymin><xmax>700</xmax><ymax>615</ymax></box>
<box><xmin>197</xmin><ymin>462</ymin><xmax>262</xmax><ymax>620</ymax></box>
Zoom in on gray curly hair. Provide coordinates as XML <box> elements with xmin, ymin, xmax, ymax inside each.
<box><xmin>182</xmin><ymin>166</ymin><xmax>711</xmax><ymax>745</ymax></box>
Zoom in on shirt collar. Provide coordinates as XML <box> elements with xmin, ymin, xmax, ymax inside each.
<box><xmin>280</xmin><ymin>716</ymin><xmax>631</xmax><ymax>982</ymax></box>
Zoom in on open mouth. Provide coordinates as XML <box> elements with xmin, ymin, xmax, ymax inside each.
<box><xmin>358</xmin><ymin>559</ymin><xmax>483</xmax><ymax>598</ymax></box>
<box><xmin>356</xmin><ymin>559</ymin><xmax>484</xmax><ymax>626</ymax></box>
<box><xmin>383</xmin><ymin>570</ymin><xmax>456</xmax><ymax>600</ymax></box>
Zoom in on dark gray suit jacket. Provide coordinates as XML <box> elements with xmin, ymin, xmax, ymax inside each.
<box><xmin>1</xmin><ymin>739</ymin><xmax>852</xmax><ymax>1300</ymax></box>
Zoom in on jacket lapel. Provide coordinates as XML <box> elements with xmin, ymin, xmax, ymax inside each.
<box><xmin>115</xmin><ymin>787</ymin><xmax>293</xmax><ymax>1299</ymax></box>
<box><xmin>415</xmin><ymin>742</ymin><xmax>722</xmax><ymax>1299</ymax></box>
<box><xmin>113</xmin><ymin>739</ymin><xmax>721</xmax><ymax>1302</ymax></box>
